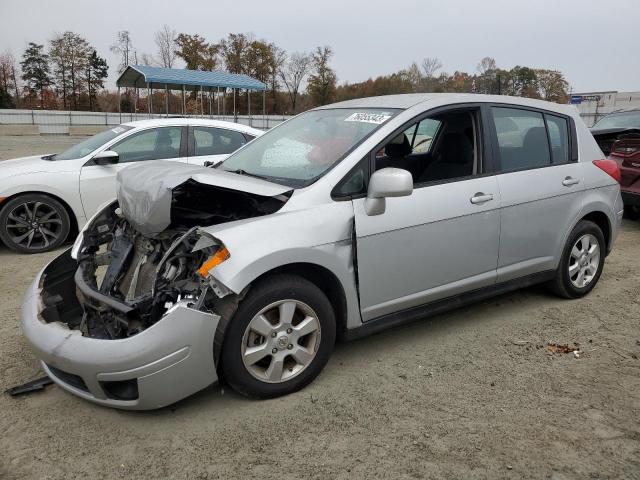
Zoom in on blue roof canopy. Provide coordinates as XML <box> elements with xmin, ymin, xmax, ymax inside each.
<box><xmin>117</xmin><ymin>65</ymin><xmax>266</xmax><ymax>91</ymax></box>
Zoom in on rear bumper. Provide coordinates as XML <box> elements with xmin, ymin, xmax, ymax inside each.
<box><xmin>21</xmin><ymin>249</ymin><xmax>220</xmax><ymax>410</ymax></box>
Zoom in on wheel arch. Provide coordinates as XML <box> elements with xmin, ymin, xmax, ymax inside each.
<box><xmin>580</xmin><ymin>210</ymin><xmax>611</xmax><ymax>253</ymax></box>
<box><xmin>212</xmin><ymin>260</ymin><xmax>353</xmax><ymax>365</ymax></box>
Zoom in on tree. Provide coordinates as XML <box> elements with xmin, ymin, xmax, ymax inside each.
<box><xmin>0</xmin><ymin>51</ymin><xmax>20</xmax><ymax>107</ymax></box>
<box><xmin>49</xmin><ymin>32</ymin><xmax>92</xmax><ymax>109</ymax></box>
<box><xmin>307</xmin><ymin>46</ymin><xmax>337</xmax><ymax>106</ymax></box>
<box><xmin>175</xmin><ymin>33</ymin><xmax>219</xmax><ymax>70</ymax></box>
<box><xmin>536</xmin><ymin>69</ymin><xmax>569</xmax><ymax>103</ymax></box>
<box><xmin>155</xmin><ymin>25</ymin><xmax>177</xmax><ymax>68</ymax></box>
<box><xmin>476</xmin><ymin>57</ymin><xmax>497</xmax><ymax>75</ymax></box>
<box><xmin>86</xmin><ymin>50</ymin><xmax>108</xmax><ymax>110</ymax></box>
<box><xmin>220</xmin><ymin>33</ymin><xmax>252</xmax><ymax>74</ymax></box>
<box><xmin>280</xmin><ymin>51</ymin><xmax>312</xmax><ymax>113</ymax></box>
<box><xmin>111</xmin><ymin>31</ymin><xmax>135</xmax><ymax>73</ymax></box>
<box><xmin>421</xmin><ymin>57</ymin><xmax>442</xmax><ymax>78</ymax></box>
<box><xmin>20</xmin><ymin>42</ymin><xmax>51</xmax><ymax>108</ymax></box>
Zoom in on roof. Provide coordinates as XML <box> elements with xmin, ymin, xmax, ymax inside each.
<box><xmin>117</xmin><ymin>65</ymin><xmax>266</xmax><ymax>91</ymax></box>
<box><xmin>315</xmin><ymin>93</ymin><xmax>575</xmax><ymax>115</ymax></box>
<box><xmin>120</xmin><ymin>117</ymin><xmax>264</xmax><ymax>135</ymax></box>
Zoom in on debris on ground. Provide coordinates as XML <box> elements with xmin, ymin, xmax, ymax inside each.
<box><xmin>5</xmin><ymin>376</ymin><xmax>53</xmax><ymax>396</ymax></box>
<box><xmin>547</xmin><ymin>343</ymin><xmax>581</xmax><ymax>356</ymax></box>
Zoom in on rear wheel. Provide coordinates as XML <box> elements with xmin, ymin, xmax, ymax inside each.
<box><xmin>549</xmin><ymin>220</ymin><xmax>605</xmax><ymax>299</ymax></box>
<box><xmin>0</xmin><ymin>194</ymin><xmax>70</xmax><ymax>254</ymax></box>
<box><xmin>220</xmin><ymin>274</ymin><xmax>336</xmax><ymax>398</ymax></box>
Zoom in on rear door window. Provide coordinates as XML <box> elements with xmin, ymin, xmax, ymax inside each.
<box><xmin>545</xmin><ymin>114</ymin><xmax>570</xmax><ymax>164</ymax></box>
<box><xmin>492</xmin><ymin>107</ymin><xmax>550</xmax><ymax>171</ymax></box>
<box><xmin>192</xmin><ymin>127</ymin><xmax>247</xmax><ymax>156</ymax></box>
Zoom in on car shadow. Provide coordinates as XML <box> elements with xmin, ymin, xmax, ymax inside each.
<box><xmin>119</xmin><ymin>282</ymin><xmax>558</xmax><ymax>417</ymax></box>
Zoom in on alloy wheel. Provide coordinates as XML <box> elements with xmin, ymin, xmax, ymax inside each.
<box><xmin>5</xmin><ymin>201</ymin><xmax>63</xmax><ymax>251</ymax></box>
<box><xmin>568</xmin><ymin>233</ymin><xmax>600</xmax><ymax>288</ymax></box>
<box><xmin>241</xmin><ymin>299</ymin><xmax>321</xmax><ymax>383</ymax></box>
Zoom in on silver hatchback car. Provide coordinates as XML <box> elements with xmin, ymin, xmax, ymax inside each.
<box><xmin>22</xmin><ymin>94</ymin><xmax>623</xmax><ymax>409</ymax></box>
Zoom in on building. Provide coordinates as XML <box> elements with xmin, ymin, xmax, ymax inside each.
<box><xmin>570</xmin><ymin>91</ymin><xmax>640</xmax><ymax>127</ymax></box>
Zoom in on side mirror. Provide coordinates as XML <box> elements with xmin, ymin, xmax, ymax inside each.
<box><xmin>364</xmin><ymin>167</ymin><xmax>413</xmax><ymax>216</ymax></box>
<box><xmin>93</xmin><ymin>150</ymin><xmax>119</xmax><ymax>165</ymax></box>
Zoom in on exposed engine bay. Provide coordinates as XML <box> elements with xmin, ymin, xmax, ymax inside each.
<box><xmin>42</xmin><ymin>175</ymin><xmax>289</xmax><ymax>340</ymax></box>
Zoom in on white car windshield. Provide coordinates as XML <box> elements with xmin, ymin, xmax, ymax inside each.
<box><xmin>219</xmin><ymin>108</ymin><xmax>399</xmax><ymax>187</ymax></box>
<box><xmin>53</xmin><ymin>125</ymin><xmax>134</xmax><ymax>160</ymax></box>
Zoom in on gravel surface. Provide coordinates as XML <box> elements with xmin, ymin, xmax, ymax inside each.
<box><xmin>1</xmin><ymin>135</ymin><xmax>639</xmax><ymax>479</ymax></box>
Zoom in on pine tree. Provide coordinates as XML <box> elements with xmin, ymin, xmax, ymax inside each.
<box><xmin>20</xmin><ymin>42</ymin><xmax>51</xmax><ymax>108</ymax></box>
<box><xmin>86</xmin><ymin>50</ymin><xmax>108</xmax><ymax>111</ymax></box>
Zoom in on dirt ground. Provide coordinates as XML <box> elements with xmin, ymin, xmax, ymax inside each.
<box><xmin>0</xmin><ymin>135</ymin><xmax>639</xmax><ymax>479</ymax></box>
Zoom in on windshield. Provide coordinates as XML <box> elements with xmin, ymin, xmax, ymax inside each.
<box><xmin>219</xmin><ymin>108</ymin><xmax>399</xmax><ymax>187</ymax></box>
<box><xmin>593</xmin><ymin>112</ymin><xmax>640</xmax><ymax>130</ymax></box>
<box><xmin>53</xmin><ymin>125</ymin><xmax>134</xmax><ymax>160</ymax></box>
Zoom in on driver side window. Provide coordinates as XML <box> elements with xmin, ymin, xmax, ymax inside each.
<box><xmin>376</xmin><ymin>109</ymin><xmax>479</xmax><ymax>186</ymax></box>
<box><xmin>111</xmin><ymin>127</ymin><xmax>182</xmax><ymax>163</ymax></box>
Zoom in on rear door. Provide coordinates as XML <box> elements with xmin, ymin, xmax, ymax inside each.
<box><xmin>188</xmin><ymin>126</ymin><xmax>249</xmax><ymax>166</ymax></box>
<box><xmin>489</xmin><ymin>106</ymin><xmax>584</xmax><ymax>282</ymax></box>
<box><xmin>79</xmin><ymin>126</ymin><xmax>187</xmax><ymax>218</ymax></box>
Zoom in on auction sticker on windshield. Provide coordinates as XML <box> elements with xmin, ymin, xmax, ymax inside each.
<box><xmin>344</xmin><ymin>112</ymin><xmax>393</xmax><ymax>124</ymax></box>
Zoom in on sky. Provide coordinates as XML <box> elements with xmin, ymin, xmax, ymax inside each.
<box><xmin>1</xmin><ymin>0</ymin><xmax>639</xmax><ymax>93</ymax></box>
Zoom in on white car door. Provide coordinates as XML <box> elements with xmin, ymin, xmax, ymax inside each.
<box><xmin>187</xmin><ymin>126</ymin><xmax>249</xmax><ymax>166</ymax></box>
<box><xmin>79</xmin><ymin>126</ymin><xmax>187</xmax><ymax>218</ymax></box>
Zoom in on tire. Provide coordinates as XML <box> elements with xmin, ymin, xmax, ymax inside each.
<box><xmin>0</xmin><ymin>193</ymin><xmax>71</xmax><ymax>254</ymax></box>
<box><xmin>220</xmin><ymin>274</ymin><xmax>336</xmax><ymax>399</ymax></box>
<box><xmin>623</xmin><ymin>205</ymin><xmax>640</xmax><ymax>220</ymax></box>
<box><xmin>549</xmin><ymin>220</ymin><xmax>605</xmax><ymax>299</ymax></box>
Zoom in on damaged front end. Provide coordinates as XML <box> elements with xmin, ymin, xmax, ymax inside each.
<box><xmin>56</xmin><ymin>161</ymin><xmax>291</xmax><ymax>340</ymax></box>
<box><xmin>73</xmin><ymin>204</ymin><xmax>221</xmax><ymax>339</ymax></box>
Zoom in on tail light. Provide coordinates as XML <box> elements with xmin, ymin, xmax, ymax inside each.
<box><xmin>593</xmin><ymin>159</ymin><xmax>621</xmax><ymax>182</ymax></box>
<box><xmin>610</xmin><ymin>145</ymin><xmax>638</xmax><ymax>158</ymax></box>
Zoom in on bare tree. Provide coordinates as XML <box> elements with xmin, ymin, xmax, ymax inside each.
<box><xmin>477</xmin><ymin>57</ymin><xmax>497</xmax><ymax>75</ymax></box>
<box><xmin>421</xmin><ymin>57</ymin><xmax>442</xmax><ymax>78</ymax></box>
<box><xmin>154</xmin><ymin>25</ymin><xmax>177</xmax><ymax>68</ymax></box>
<box><xmin>279</xmin><ymin>51</ymin><xmax>312</xmax><ymax>113</ymax></box>
<box><xmin>110</xmin><ymin>31</ymin><xmax>135</xmax><ymax>73</ymax></box>
<box><xmin>0</xmin><ymin>50</ymin><xmax>20</xmax><ymax>107</ymax></box>
<box><xmin>140</xmin><ymin>53</ymin><xmax>156</xmax><ymax>67</ymax></box>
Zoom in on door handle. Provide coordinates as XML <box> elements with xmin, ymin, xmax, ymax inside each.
<box><xmin>470</xmin><ymin>193</ymin><xmax>494</xmax><ymax>204</ymax></box>
<box><xmin>562</xmin><ymin>176</ymin><xmax>580</xmax><ymax>187</ymax></box>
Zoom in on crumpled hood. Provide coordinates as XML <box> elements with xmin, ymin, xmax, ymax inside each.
<box><xmin>116</xmin><ymin>160</ymin><xmax>292</xmax><ymax>236</ymax></box>
<box><xmin>0</xmin><ymin>154</ymin><xmax>59</xmax><ymax>178</ymax></box>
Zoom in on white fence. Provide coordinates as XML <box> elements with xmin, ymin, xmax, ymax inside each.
<box><xmin>0</xmin><ymin>109</ymin><xmax>291</xmax><ymax>134</ymax></box>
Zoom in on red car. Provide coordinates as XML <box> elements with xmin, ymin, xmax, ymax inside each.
<box><xmin>591</xmin><ymin>109</ymin><xmax>640</xmax><ymax>219</ymax></box>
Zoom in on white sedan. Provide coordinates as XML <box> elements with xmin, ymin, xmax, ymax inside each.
<box><xmin>0</xmin><ymin>118</ymin><xmax>263</xmax><ymax>253</ymax></box>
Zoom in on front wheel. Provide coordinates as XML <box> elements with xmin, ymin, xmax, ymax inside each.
<box><xmin>220</xmin><ymin>274</ymin><xmax>336</xmax><ymax>398</ymax></box>
<box><xmin>549</xmin><ymin>220</ymin><xmax>605</xmax><ymax>299</ymax></box>
<box><xmin>0</xmin><ymin>193</ymin><xmax>71</xmax><ymax>254</ymax></box>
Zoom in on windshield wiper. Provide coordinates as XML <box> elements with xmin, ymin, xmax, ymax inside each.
<box><xmin>227</xmin><ymin>169</ymin><xmax>270</xmax><ymax>181</ymax></box>
<box><xmin>41</xmin><ymin>154</ymin><xmax>56</xmax><ymax>161</ymax></box>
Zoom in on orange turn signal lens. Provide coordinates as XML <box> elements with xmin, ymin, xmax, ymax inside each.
<box><xmin>198</xmin><ymin>247</ymin><xmax>230</xmax><ymax>277</ymax></box>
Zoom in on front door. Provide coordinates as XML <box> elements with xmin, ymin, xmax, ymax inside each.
<box><xmin>353</xmin><ymin>108</ymin><xmax>501</xmax><ymax>321</ymax></box>
<box><xmin>79</xmin><ymin>126</ymin><xmax>186</xmax><ymax>218</ymax></box>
